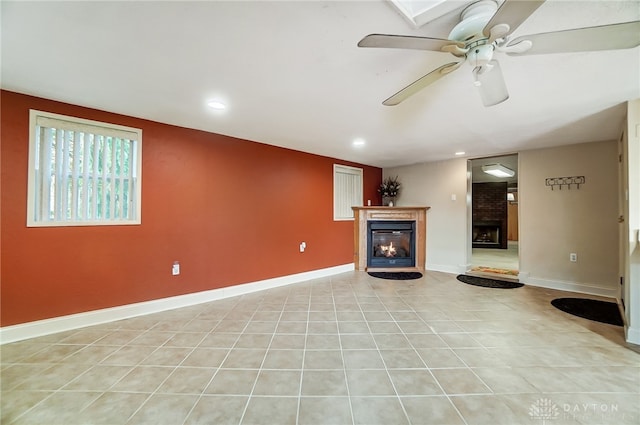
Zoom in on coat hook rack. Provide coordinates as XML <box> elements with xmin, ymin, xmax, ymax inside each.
<box><xmin>545</xmin><ymin>176</ymin><xmax>585</xmax><ymax>190</ymax></box>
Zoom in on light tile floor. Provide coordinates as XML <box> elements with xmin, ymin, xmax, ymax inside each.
<box><xmin>1</xmin><ymin>271</ymin><xmax>639</xmax><ymax>425</ymax></box>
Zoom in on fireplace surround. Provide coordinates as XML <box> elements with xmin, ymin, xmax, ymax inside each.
<box><xmin>352</xmin><ymin>206</ymin><xmax>429</xmax><ymax>272</ymax></box>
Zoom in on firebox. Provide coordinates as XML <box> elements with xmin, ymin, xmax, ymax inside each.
<box><xmin>367</xmin><ymin>221</ymin><xmax>416</xmax><ymax>268</ymax></box>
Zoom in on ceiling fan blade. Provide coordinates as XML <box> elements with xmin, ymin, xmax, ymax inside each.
<box><xmin>383</xmin><ymin>61</ymin><xmax>462</xmax><ymax>106</ymax></box>
<box><xmin>506</xmin><ymin>21</ymin><xmax>640</xmax><ymax>56</ymax></box>
<box><xmin>358</xmin><ymin>34</ymin><xmax>465</xmax><ymax>53</ymax></box>
<box><xmin>483</xmin><ymin>0</ymin><xmax>546</xmax><ymax>41</ymax></box>
<box><xmin>474</xmin><ymin>60</ymin><xmax>509</xmax><ymax>107</ymax></box>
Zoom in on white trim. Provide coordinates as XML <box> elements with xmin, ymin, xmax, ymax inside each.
<box><xmin>27</xmin><ymin>109</ymin><xmax>143</xmax><ymax>227</ymax></box>
<box><xmin>333</xmin><ymin>164</ymin><xmax>363</xmax><ymax>221</ymax></box>
<box><xmin>625</xmin><ymin>325</ymin><xmax>640</xmax><ymax>345</ymax></box>
<box><xmin>0</xmin><ymin>264</ymin><xmax>354</xmax><ymax>345</ymax></box>
<box><xmin>426</xmin><ymin>263</ymin><xmax>468</xmax><ymax>275</ymax></box>
<box><xmin>522</xmin><ymin>274</ymin><xmax>618</xmax><ymax>298</ymax></box>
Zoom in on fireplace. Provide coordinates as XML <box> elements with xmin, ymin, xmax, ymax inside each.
<box><xmin>352</xmin><ymin>206</ymin><xmax>429</xmax><ymax>272</ymax></box>
<box><xmin>367</xmin><ymin>221</ymin><xmax>415</xmax><ymax>268</ymax></box>
<box><xmin>472</xmin><ymin>221</ymin><xmax>502</xmax><ymax>248</ymax></box>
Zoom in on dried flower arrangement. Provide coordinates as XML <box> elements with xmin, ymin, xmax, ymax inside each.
<box><xmin>378</xmin><ymin>176</ymin><xmax>401</xmax><ymax>199</ymax></box>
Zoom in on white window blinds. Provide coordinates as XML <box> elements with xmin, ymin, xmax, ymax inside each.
<box><xmin>334</xmin><ymin>164</ymin><xmax>363</xmax><ymax>220</ymax></box>
<box><xmin>27</xmin><ymin>110</ymin><xmax>142</xmax><ymax>226</ymax></box>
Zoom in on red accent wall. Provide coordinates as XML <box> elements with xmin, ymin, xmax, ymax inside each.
<box><xmin>0</xmin><ymin>90</ymin><xmax>382</xmax><ymax>326</ymax></box>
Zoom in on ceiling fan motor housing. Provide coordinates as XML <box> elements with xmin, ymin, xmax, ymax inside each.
<box><xmin>467</xmin><ymin>43</ymin><xmax>494</xmax><ymax>67</ymax></box>
<box><xmin>448</xmin><ymin>0</ymin><xmax>498</xmax><ymax>43</ymax></box>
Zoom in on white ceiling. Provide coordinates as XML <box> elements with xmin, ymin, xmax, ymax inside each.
<box><xmin>2</xmin><ymin>1</ymin><xmax>639</xmax><ymax>168</ymax></box>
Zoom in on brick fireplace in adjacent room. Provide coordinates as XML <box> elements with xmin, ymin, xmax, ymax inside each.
<box><xmin>352</xmin><ymin>206</ymin><xmax>429</xmax><ymax>272</ymax></box>
<box><xmin>472</xmin><ymin>182</ymin><xmax>508</xmax><ymax>249</ymax></box>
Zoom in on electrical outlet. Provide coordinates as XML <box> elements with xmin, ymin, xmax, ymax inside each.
<box><xmin>172</xmin><ymin>261</ymin><xmax>180</xmax><ymax>275</ymax></box>
<box><xmin>569</xmin><ymin>253</ymin><xmax>577</xmax><ymax>262</ymax></box>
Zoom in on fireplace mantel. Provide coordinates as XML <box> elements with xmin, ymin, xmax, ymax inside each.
<box><xmin>352</xmin><ymin>206</ymin><xmax>430</xmax><ymax>272</ymax></box>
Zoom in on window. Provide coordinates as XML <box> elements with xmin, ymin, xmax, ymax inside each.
<box><xmin>27</xmin><ymin>110</ymin><xmax>142</xmax><ymax>226</ymax></box>
<box><xmin>334</xmin><ymin>164</ymin><xmax>363</xmax><ymax>220</ymax></box>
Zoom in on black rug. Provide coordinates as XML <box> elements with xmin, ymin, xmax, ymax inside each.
<box><xmin>456</xmin><ymin>274</ymin><xmax>524</xmax><ymax>289</ymax></box>
<box><xmin>551</xmin><ymin>298</ymin><xmax>623</xmax><ymax>326</ymax></box>
<box><xmin>368</xmin><ymin>272</ymin><xmax>423</xmax><ymax>280</ymax></box>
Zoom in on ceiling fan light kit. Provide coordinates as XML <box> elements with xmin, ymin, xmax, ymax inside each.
<box><xmin>358</xmin><ymin>0</ymin><xmax>640</xmax><ymax>108</ymax></box>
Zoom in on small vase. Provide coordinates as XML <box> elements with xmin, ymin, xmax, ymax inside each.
<box><xmin>388</xmin><ymin>200</ymin><xmax>394</xmax><ymax>207</ymax></box>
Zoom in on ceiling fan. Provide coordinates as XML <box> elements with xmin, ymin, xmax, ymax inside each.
<box><xmin>358</xmin><ymin>0</ymin><xmax>640</xmax><ymax>107</ymax></box>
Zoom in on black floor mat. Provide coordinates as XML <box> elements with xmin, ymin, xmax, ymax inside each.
<box><xmin>456</xmin><ymin>274</ymin><xmax>523</xmax><ymax>289</ymax></box>
<box><xmin>368</xmin><ymin>272</ymin><xmax>423</xmax><ymax>280</ymax></box>
<box><xmin>551</xmin><ymin>298</ymin><xmax>623</xmax><ymax>326</ymax></box>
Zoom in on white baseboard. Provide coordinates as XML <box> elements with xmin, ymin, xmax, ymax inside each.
<box><xmin>523</xmin><ymin>275</ymin><xmax>618</xmax><ymax>299</ymax></box>
<box><xmin>0</xmin><ymin>264</ymin><xmax>354</xmax><ymax>345</ymax></box>
<box><xmin>625</xmin><ymin>325</ymin><xmax>640</xmax><ymax>346</ymax></box>
<box><xmin>426</xmin><ymin>263</ymin><xmax>467</xmax><ymax>275</ymax></box>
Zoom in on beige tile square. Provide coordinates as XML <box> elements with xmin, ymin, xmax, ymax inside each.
<box><xmin>304</xmin><ymin>350</ymin><xmax>344</xmax><ymax>369</ymax></box>
<box><xmin>342</xmin><ymin>349</ymin><xmax>386</xmax><ymax>369</ymax></box>
<box><xmin>128</xmin><ymin>330</ymin><xmax>175</xmax><ymax>346</ymax></box>
<box><xmin>110</xmin><ymin>365</ymin><xmax>173</xmax><ymax>392</ymax></box>
<box><xmin>400</xmin><ymin>396</ymin><xmax>466</xmax><ymax>425</ymax></box>
<box><xmin>60</xmin><ymin>345</ymin><xmax>120</xmax><ymax>365</ymax></box>
<box><xmin>157</xmin><ymin>366</ymin><xmax>216</xmax><ymax>394</ymax></box>
<box><xmin>127</xmin><ymin>393</ymin><xmax>198</xmax><ymax>425</ymax></box>
<box><xmin>301</xmin><ymin>370</ymin><xmax>348</xmax><ymax>396</ymax></box>
<box><xmin>339</xmin><ymin>334</ymin><xmax>377</xmax><ymax>349</ymax></box>
<box><xmin>12</xmin><ymin>391</ymin><xmax>101</xmax><ymax>425</ymax></box>
<box><xmin>346</xmin><ymin>369</ymin><xmax>396</xmax><ymax>395</ymax></box>
<box><xmin>185</xmin><ymin>395</ymin><xmax>248</xmax><ymax>425</ymax></box>
<box><xmin>305</xmin><ymin>334</ymin><xmax>340</xmax><ymax>350</ymax></box>
<box><xmin>431</xmin><ymin>368</ymin><xmax>492</xmax><ymax>395</ymax></box>
<box><xmin>0</xmin><ymin>390</ymin><xmax>54</xmax><ymax>424</ymax></box>
<box><xmin>307</xmin><ymin>321</ymin><xmax>338</xmax><ymax>334</ymax></box>
<box><xmin>380</xmin><ymin>349</ymin><xmax>426</xmax><ymax>369</ymax></box>
<box><xmin>14</xmin><ymin>363</ymin><xmax>93</xmax><ymax>391</ymax></box>
<box><xmin>241</xmin><ymin>396</ymin><xmax>298</xmax><ymax>425</ymax></box>
<box><xmin>416</xmin><ymin>348</ymin><xmax>466</xmax><ymax>368</ymax></box>
<box><xmin>374</xmin><ymin>333</ymin><xmax>412</xmax><ymax>349</ymax></box>
<box><xmin>351</xmin><ymin>396</ymin><xmax>410</xmax><ymax>425</ymax></box>
<box><xmin>234</xmin><ymin>334</ymin><xmax>272</xmax><ymax>349</ymax></box>
<box><xmin>275</xmin><ymin>321</ymin><xmax>307</xmax><ymax>333</ymax></box>
<box><xmin>205</xmin><ymin>369</ymin><xmax>259</xmax><ymax>395</ymax></box>
<box><xmin>252</xmin><ymin>369</ymin><xmax>301</xmax><ymax>395</ymax></box>
<box><xmin>244</xmin><ymin>321</ymin><xmax>278</xmax><ymax>334</ymax></box>
<box><xmin>198</xmin><ymin>332</ymin><xmax>240</xmax><ymax>348</ymax></box>
<box><xmin>77</xmin><ymin>391</ymin><xmax>149</xmax><ymax>424</ymax></box>
<box><xmin>140</xmin><ymin>346</ymin><xmax>192</xmax><ymax>366</ymax></box>
<box><xmin>64</xmin><ymin>365</ymin><xmax>133</xmax><ymax>391</ymax></box>
<box><xmin>338</xmin><ymin>321</ymin><xmax>370</xmax><ymax>334</ymax></box>
<box><xmin>221</xmin><ymin>348</ymin><xmax>266</xmax><ymax>369</ymax></box>
<box><xmin>388</xmin><ymin>369</ymin><xmax>443</xmax><ymax>396</ymax></box>
<box><xmin>163</xmin><ymin>332</ymin><xmax>207</xmax><ymax>347</ymax></box>
<box><xmin>262</xmin><ymin>349</ymin><xmax>304</xmax><ymax>369</ymax></box>
<box><xmin>269</xmin><ymin>334</ymin><xmax>306</xmax><ymax>349</ymax></box>
<box><xmin>298</xmin><ymin>396</ymin><xmax>352</xmax><ymax>425</ymax></box>
<box><xmin>182</xmin><ymin>348</ymin><xmax>229</xmax><ymax>367</ymax></box>
<box><xmin>100</xmin><ymin>345</ymin><xmax>157</xmax><ymax>366</ymax></box>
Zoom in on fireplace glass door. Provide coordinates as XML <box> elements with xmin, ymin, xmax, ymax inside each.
<box><xmin>367</xmin><ymin>221</ymin><xmax>415</xmax><ymax>268</ymax></box>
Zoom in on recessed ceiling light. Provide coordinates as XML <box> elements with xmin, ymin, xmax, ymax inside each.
<box><xmin>207</xmin><ymin>100</ymin><xmax>227</xmax><ymax>110</ymax></box>
<box><xmin>353</xmin><ymin>138</ymin><xmax>366</xmax><ymax>147</ymax></box>
<box><xmin>455</xmin><ymin>151</ymin><xmax>465</xmax><ymax>156</ymax></box>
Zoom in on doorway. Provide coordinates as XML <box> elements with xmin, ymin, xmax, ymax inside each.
<box><xmin>469</xmin><ymin>154</ymin><xmax>519</xmax><ymax>276</ymax></box>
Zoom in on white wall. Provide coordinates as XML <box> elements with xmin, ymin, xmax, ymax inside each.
<box><xmin>385</xmin><ymin>159</ymin><xmax>469</xmax><ymax>274</ymax></box>
<box><xmin>386</xmin><ymin>140</ymin><xmax>620</xmax><ymax>298</ymax></box>
<box><xmin>519</xmin><ymin>141</ymin><xmax>619</xmax><ymax>296</ymax></box>
<box><xmin>624</xmin><ymin>99</ymin><xmax>640</xmax><ymax>345</ymax></box>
